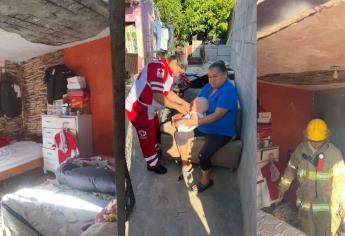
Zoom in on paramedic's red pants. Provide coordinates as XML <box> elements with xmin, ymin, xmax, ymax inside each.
<box><xmin>127</xmin><ymin>110</ymin><xmax>160</xmax><ymax>168</ymax></box>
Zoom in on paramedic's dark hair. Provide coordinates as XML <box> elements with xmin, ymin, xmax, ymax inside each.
<box><xmin>209</xmin><ymin>60</ymin><xmax>227</xmax><ymax>74</ymax></box>
<box><xmin>168</xmin><ymin>54</ymin><xmax>186</xmax><ymax>70</ymax></box>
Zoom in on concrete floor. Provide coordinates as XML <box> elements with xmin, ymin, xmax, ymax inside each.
<box><xmin>125</xmin><ymin>125</ymin><xmax>243</xmax><ymax>236</ymax></box>
<box><xmin>0</xmin><ymin>168</ymin><xmax>53</xmax><ymax>232</ymax></box>
<box><xmin>0</xmin><ymin>169</ymin><xmax>54</xmax><ymax>199</ymax></box>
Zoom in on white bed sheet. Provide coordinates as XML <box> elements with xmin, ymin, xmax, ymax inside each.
<box><xmin>0</xmin><ymin>141</ymin><xmax>42</xmax><ymax>172</ymax></box>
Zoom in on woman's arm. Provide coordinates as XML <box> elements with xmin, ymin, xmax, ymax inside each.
<box><xmin>179</xmin><ymin>108</ymin><xmax>228</xmax><ymax>127</ymax></box>
<box><xmin>198</xmin><ymin>108</ymin><xmax>227</xmax><ymax>125</ymax></box>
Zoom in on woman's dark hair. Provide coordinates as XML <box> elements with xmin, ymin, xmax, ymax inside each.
<box><xmin>209</xmin><ymin>60</ymin><xmax>227</xmax><ymax>74</ymax></box>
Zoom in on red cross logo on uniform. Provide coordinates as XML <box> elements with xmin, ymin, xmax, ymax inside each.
<box><xmin>157</xmin><ymin>68</ymin><xmax>164</xmax><ymax>78</ymax></box>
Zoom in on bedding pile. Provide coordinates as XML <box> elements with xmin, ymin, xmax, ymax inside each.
<box><xmin>1</xmin><ymin>180</ymin><xmax>113</xmax><ymax>236</ymax></box>
<box><xmin>55</xmin><ymin>156</ymin><xmax>116</xmax><ymax>195</ymax></box>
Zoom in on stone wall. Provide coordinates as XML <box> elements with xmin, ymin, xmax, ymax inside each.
<box><xmin>21</xmin><ymin>50</ymin><xmax>64</xmax><ymax>136</ymax></box>
<box><xmin>0</xmin><ymin>61</ymin><xmax>23</xmax><ymax>138</ymax></box>
<box><xmin>229</xmin><ymin>0</ymin><xmax>257</xmax><ymax>235</ymax></box>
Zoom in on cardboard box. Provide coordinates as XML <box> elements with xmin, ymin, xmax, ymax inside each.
<box><xmin>258</xmin><ymin>112</ymin><xmax>271</xmax><ymax>124</ymax></box>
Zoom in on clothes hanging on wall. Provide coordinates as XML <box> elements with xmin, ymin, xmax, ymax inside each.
<box><xmin>44</xmin><ymin>64</ymin><xmax>75</xmax><ymax>104</ymax></box>
<box><xmin>166</xmin><ymin>24</ymin><xmax>174</xmax><ymax>51</ymax></box>
<box><xmin>153</xmin><ymin>20</ymin><xmax>162</xmax><ymax>52</ymax></box>
<box><xmin>0</xmin><ymin>73</ymin><xmax>22</xmax><ymax>118</ymax></box>
<box><xmin>160</xmin><ymin>28</ymin><xmax>169</xmax><ymax>51</ymax></box>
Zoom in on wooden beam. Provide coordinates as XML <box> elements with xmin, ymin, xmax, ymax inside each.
<box><xmin>108</xmin><ymin>0</ymin><xmax>126</xmax><ymax>235</ymax></box>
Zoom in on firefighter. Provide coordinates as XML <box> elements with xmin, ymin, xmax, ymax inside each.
<box><xmin>126</xmin><ymin>55</ymin><xmax>190</xmax><ymax>174</ymax></box>
<box><xmin>278</xmin><ymin>118</ymin><xmax>345</xmax><ymax>236</ymax></box>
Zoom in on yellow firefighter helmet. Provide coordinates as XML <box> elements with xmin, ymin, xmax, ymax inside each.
<box><xmin>306</xmin><ymin>119</ymin><xmax>329</xmax><ymax>142</ymax></box>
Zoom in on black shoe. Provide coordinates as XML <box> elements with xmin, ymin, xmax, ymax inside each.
<box><xmin>157</xmin><ymin>149</ymin><xmax>162</xmax><ymax>157</ymax></box>
<box><xmin>147</xmin><ymin>165</ymin><xmax>167</xmax><ymax>175</ymax></box>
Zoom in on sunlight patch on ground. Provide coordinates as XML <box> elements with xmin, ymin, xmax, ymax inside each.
<box><xmin>188</xmin><ymin>191</ymin><xmax>211</xmax><ymax>234</ymax></box>
<box><xmin>6</xmin><ymin>188</ymin><xmax>102</xmax><ymax>213</ymax></box>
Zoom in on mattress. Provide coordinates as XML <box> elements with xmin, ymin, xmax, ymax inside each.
<box><xmin>257</xmin><ymin>210</ymin><xmax>306</xmax><ymax>236</ymax></box>
<box><xmin>0</xmin><ymin>141</ymin><xmax>42</xmax><ymax>172</ymax></box>
<box><xmin>1</xmin><ymin>180</ymin><xmax>112</xmax><ymax>236</ymax></box>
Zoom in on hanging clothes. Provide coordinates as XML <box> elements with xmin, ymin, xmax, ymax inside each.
<box><xmin>153</xmin><ymin>20</ymin><xmax>162</xmax><ymax>52</ymax></box>
<box><xmin>44</xmin><ymin>64</ymin><xmax>75</xmax><ymax>104</ymax></box>
<box><xmin>160</xmin><ymin>28</ymin><xmax>169</xmax><ymax>51</ymax></box>
<box><xmin>54</xmin><ymin>129</ymin><xmax>79</xmax><ymax>164</ymax></box>
<box><xmin>166</xmin><ymin>24</ymin><xmax>174</xmax><ymax>52</ymax></box>
<box><xmin>0</xmin><ymin>73</ymin><xmax>22</xmax><ymax>118</ymax></box>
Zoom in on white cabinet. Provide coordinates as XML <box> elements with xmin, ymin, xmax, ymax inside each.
<box><xmin>41</xmin><ymin>115</ymin><xmax>93</xmax><ymax>173</ymax></box>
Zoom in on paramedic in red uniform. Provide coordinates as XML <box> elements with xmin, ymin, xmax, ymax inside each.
<box><xmin>126</xmin><ymin>55</ymin><xmax>189</xmax><ymax>174</ymax></box>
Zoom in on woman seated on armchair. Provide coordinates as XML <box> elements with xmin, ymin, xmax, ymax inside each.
<box><xmin>172</xmin><ymin>60</ymin><xmax>238</xmax><ymax>193</ymax></box>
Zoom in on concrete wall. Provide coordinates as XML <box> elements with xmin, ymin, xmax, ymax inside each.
<box><xmin>204</xmin><ymin>45</ymin><xmax>231</xmax><ymax>63</ymax></box>
<box><xmin>257</xmin><ymin>0</ymin><xmax>324</xmax><ymax>32</ymax></box>
<box><xmin>314</xmin><ymin>88</ymin><xmax>345</xmax><ymax>158</ymax></box>
<box><xmin>229</xmin><ymin>0</ymin><xmax>257</xmax><ymax>235</ymax></box>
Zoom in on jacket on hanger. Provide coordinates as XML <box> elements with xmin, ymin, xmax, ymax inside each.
<box><xmin>0</xmin><ymin>73</ymin><xmax>22</xmax><ymax>118</ymax></box>
<box><xmin>44</xmin><ymin>64</ymin><xmax>75</xmax><ymax>104</ymax></box>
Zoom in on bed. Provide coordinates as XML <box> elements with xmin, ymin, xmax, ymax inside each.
<box><xmin>1</xmin><ymin>180</ymin><xmax>113</xmax><ymax>236</ymax></box>
<box><xmin>0</xmin><ymin>141</ymin><xmax>43</xmax><ymax>181</ymax></box>
<box><xmin>257</xmin><ymin>210</ymin><xmax>306</xmax><ymax>236</ymax></box>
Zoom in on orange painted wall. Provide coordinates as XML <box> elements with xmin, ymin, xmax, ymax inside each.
<box><xmin>258</xmin><ymin>82</ymin><xmax>314</xmax><ymax>203</ymax></box>
<box><xmin>64</xmin><ymin>37</ymin><xmax>114</xmax><ymax>156</ymax></box>
<box><xmin>258</xmin><ymin>82</ymin><xmax>314</xmax><ymax>165</ymax></box>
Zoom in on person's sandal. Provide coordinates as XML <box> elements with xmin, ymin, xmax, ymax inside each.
<box><xmin>177</xmin><ymin>166</ymin><xmax>194</xmax><ymax>182</ymax></box>
<box><xmin>192</xmin><ymin>180</ymin><xmax>214</xmax><ymax>193</ymax></box>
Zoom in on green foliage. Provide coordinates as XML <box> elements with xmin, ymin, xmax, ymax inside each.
<box><xmin>153</xmin><ymin>0</ymin><xmax>235</xmax><ymax>45</ymax></box>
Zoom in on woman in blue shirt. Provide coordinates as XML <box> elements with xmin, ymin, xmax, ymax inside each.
<box><xmin>175</xmin><ymin>60</ymin><xmax>238</xmax><ymax>192</ymax></box>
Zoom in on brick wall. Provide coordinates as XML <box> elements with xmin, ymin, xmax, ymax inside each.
<box><xmin>0</xmin><ymin>51</ymin><xmax>63</xmax><ymax>138</ymax></box>
<box><xmin>0</xmin><ymin>61</ymin><xmax>23</xmax><ymax>138</ymax></box>
<box><xmin>229</xmin><ymin>0</ymin><xmax>257</xmax><ymax>235</ymax></box>
<box><xmin>21</xmin><ymin>50</ymin><xmax>64</xmax><ymax>136</ymax></box>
